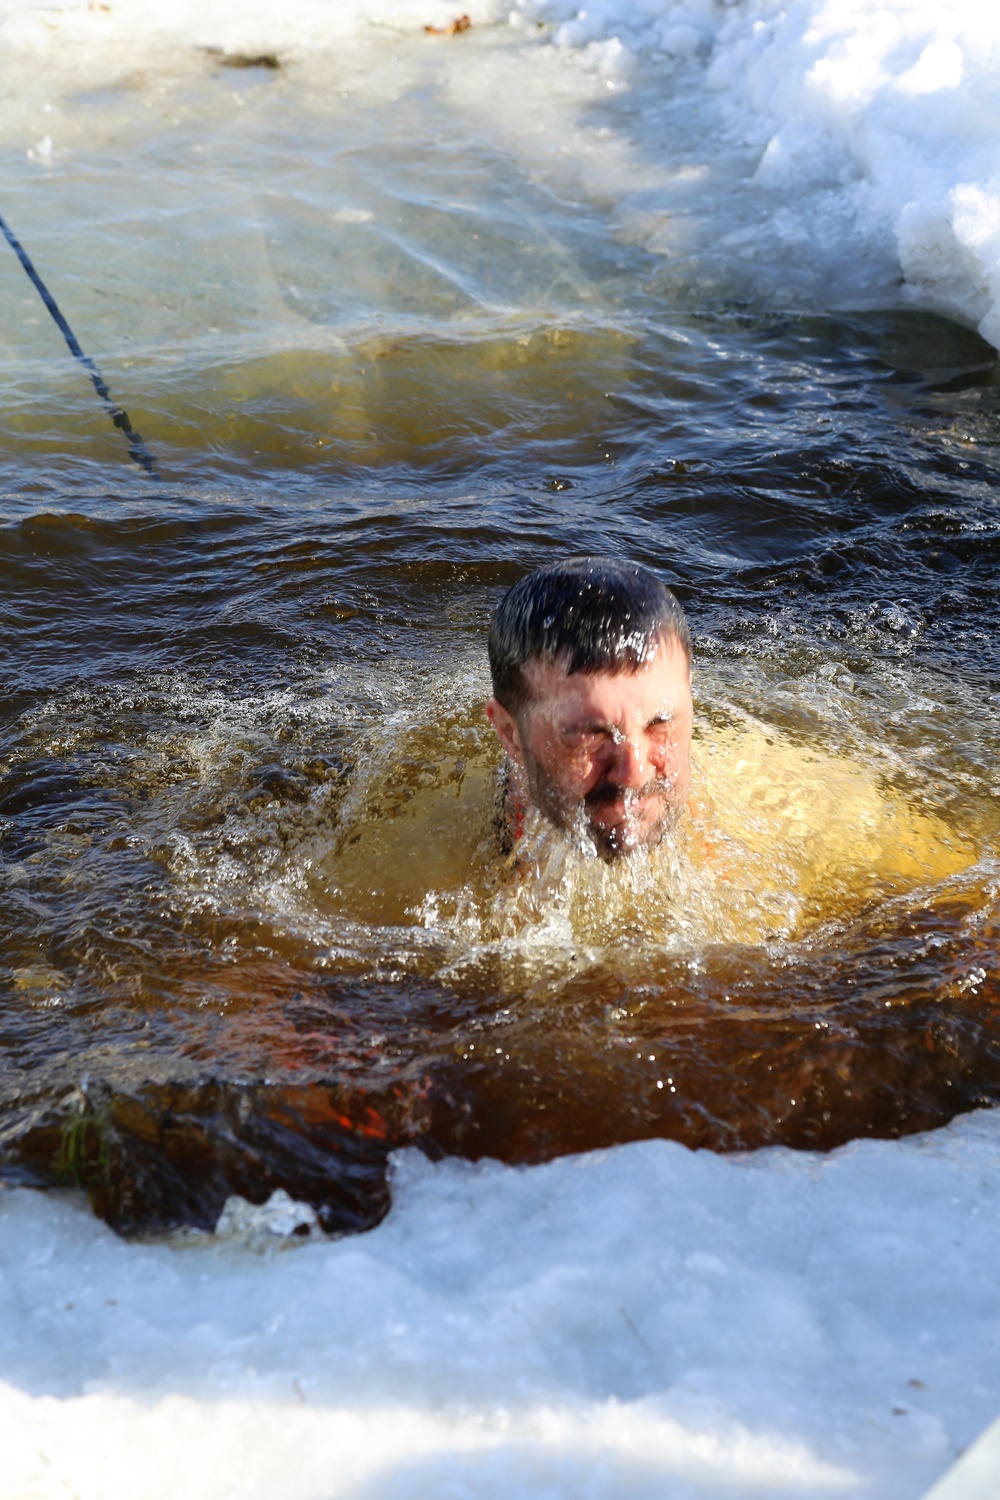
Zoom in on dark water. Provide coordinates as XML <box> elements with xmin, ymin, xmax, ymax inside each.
<box><xmin>2</xmin><ymin>45</ymin><xmax>1000</xmax><ymax>1234</ymax></box>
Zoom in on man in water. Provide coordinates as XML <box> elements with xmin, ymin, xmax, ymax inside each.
<box><xmin>486</xmin><ymin>556</ymin><xmax>693</xmax><ymax>860</ymax></box>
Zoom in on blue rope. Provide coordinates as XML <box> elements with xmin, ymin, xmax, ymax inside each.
<box><xmin>0</xmin><ymin>209</ymin><xmax>158</xmax><ymax>476</ymax></box>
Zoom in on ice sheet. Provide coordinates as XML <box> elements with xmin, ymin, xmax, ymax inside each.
<box><xmin>1</xmin><ymin>0</ymin><xmax>998</xmax><ymax>344</ymax></box>
<box><xmin>3</xmin><ymin>1108</ymin><xmax>1000</xmax><ymax>1499</ymax></box>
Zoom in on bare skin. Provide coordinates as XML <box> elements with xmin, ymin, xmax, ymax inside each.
<box><xmin>486</xmin><ymin>637</ymin><xmax>693</xmax><ymax>859</ymax></box>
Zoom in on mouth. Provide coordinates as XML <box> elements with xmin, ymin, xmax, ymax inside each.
<box><xmin>522</xmin><ymin>751</ymin><xmax>681</xmax><ymax>859</ymax></box>
<box><xmin>584</xmin><ymin>781</ymin><xmax>667</xmax><ymax>818</ymax></box>
<box><xmin>582</xmin><ymin>783</ymin><xmax>673</xmax><ymax>858</ymax></box>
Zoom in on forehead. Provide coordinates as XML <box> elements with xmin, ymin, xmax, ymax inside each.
<box><xmin>523</xmin><ymin>639</ymin><xmax>691</xmax><ymax>723</ymax></box>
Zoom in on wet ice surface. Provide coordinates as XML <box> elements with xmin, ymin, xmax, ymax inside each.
<box><xmin>0</xmin><ymin>0</ymin><xmax>998</xmax><ymax>362</ymax></box>
<box><xmin>4</xmin><ymin>1108</ymin><xmax>1000</xmax><ymax>1499</ymax></box>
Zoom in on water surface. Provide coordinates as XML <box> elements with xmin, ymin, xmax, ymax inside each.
<box><xmin>1</xmin><ymin>28</ymin><xmax>999</xmax><ymax>1232</ymax></box>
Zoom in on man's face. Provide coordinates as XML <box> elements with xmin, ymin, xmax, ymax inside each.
<box><xmin>486</xmin><ymin>637</ymin><xmax>693</xmax><ymax>858</ymax></box>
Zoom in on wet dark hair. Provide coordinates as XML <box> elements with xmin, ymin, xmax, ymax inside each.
<box><xmin>488</xmin><ymin>556</ymin><xmax>690</xmax><ymax>716</ymax></box>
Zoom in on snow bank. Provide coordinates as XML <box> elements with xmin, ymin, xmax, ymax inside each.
<box><xmin>3</xmin><ymin>1108</ymin><xmax>1000</xmax><ymax>1499</ymax></box>
<box><xmin>512</xmin><ymin>0</ymin><xmax>1000</xmax><ymax>344</ymax></box>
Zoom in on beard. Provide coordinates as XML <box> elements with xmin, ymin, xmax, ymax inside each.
<box><xmin>521</xmin><ymin>750</ymin><xmax>678</xmax><ymax>861</ymax></box>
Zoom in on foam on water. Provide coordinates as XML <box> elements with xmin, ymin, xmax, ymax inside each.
<box><xmin>31</xmin><ymin>647</ymin><xmax>980</xmax><ymax>976</ymax></box>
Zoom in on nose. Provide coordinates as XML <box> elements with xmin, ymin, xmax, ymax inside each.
<box><xmin>607</xmin><ymin>734</ymin><xmax>652</xmax><ymax>790</ymax></box>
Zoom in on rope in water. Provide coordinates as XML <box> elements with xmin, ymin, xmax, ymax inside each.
<box><xmin>0</xmin><ymin>208</ymin><xmax>158</xmax><ymax>476</ymax></box>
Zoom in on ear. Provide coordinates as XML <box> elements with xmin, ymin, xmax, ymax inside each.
<box><xmin>485</xmin><ymin>697</ymin><xmax>525</xmax><ymax>765</ymax></box>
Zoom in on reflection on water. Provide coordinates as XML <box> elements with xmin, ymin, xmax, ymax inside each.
<box><xmin>0</xmin><ymin>23</ymin><xmax>999</xmax><ymax>1234</ymax></box>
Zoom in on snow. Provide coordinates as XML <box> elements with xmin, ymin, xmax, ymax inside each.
<box><xmin>923</xmin><ymin>1414</ymin><xmax>1000</xmax><ymax>1500</ymax></box>
<box><xmin>514</xmin><ymin>0</ymin><xmax>1000</xmax><ymax>345</ymax></box>
<box><xmin>3</xmin><ymin>1108</ymin><xmax>1000</xmax><ymax>1498</ymax></box>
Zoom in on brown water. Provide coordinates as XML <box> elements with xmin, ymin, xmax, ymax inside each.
<box><xmin>1</xmin><ymin>31</ymin><xmax>1000</xmax><ymax>1234</ymax></box>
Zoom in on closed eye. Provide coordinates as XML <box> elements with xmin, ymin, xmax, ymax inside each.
<box><xmin>561</xmin><ymin>723</ymin><xmax>612</xmax><ymax>745</ymax></box>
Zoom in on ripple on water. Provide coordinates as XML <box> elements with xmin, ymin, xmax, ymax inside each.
<box><xmin>1</xmin><ymin>562</ymin><xmax>998</xmax><ymax>1233</ymax></box>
